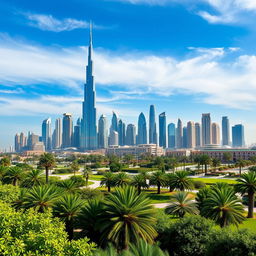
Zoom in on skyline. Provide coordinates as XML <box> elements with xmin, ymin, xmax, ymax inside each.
<box><xmin>2</xmin><ymin>0</ymin><xmax>256</xmax><ymax>148</ymax></box>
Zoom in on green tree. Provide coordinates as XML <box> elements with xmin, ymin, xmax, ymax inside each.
<box><xmin>38</xmin><ymin>153</ymin><xmax>56</xmax><ymax>184</ymax></box>
<box><xmin>54</xmin><ymin>194</ymin><xmax>85</xmax><ymax>240</ymax></box>
<box><xmin>235</xmin><ymin>171</ymin><xmax>256</xmax><ymax>218</ymax></box>
<box><xmin>201</xmin><ymin>185</ymin><xmax>245</xmax><ymax>227</ymax></box>
<box><xmin>23</xmin><ymin>185</ymin><xmax>60</xmax><ymax>212</ymax></box>
<box><xmin>130</xmin><ymin>174</ymin><xmax>148</xmax><ymax>194</ymax></box>
<box><xmin>100</xmin><ymin>186</ymin><xmax>157</xmax><ymax>250</ymax></box>
<box><xmin>0</xmin><ymin>156</ymin><xmax>11</xmax><ymax>167</ymax></box>
<box><xmin>70</xmin><ymin>160</ymin><xmax>80</xmax><ymax>176</ymax></box>
<box><xmin>200</xmin><ymin>155</ymin><xmax>212</xmax><ymax>175</ymax></box>
<box><xmin>223</xmin><ymin>152</ymin><xmax>233</xmax><ymax>163</ymax></box>
<box><xmin>83</xmin><ymin>166</ymin><xmax>92</xmax><ymax>186</ymax></box>
<box><xmin>165</xmin><ymin>191</ymin><xmax>198</xmax><ymax>218</ymax></box>
<box><xmin>110</xmin><ymin>162</ymin><xmax>123</xmax><ymax>172</ymax></box>
<box><xmin>149</xmin><ymin>171</ymin><xmax>167</xmax><ymax>194</ymax></box>
<box><xmin>211</xmin><ymin>158</ymin><xmax>221</xmax><ymax>170</ymax></box>
<box><xmin>101</xmin><ymin>172</ymin><xmax>115</xmax><ymax>192</ymax></box>
<box><xmin>168</xmin><ymin>171</ymin><xmax>194</xmax><ymax>191</ymax></box>
<box><xmin>3</xmin><ymin>166</ymin><xmax>24</xmax><ymax>186</ymax></box>
<box><xmin>165</xmin><ymin>173</ymin><xmax>175</xmax><ymax>192</ymax></box>
<box><xmin>0</xmin><ymin>184</ymin><xmax>20</xmax><ymax>203</ymax></box>
<box><xmin>22</xmin><ymin>169</ymin><xmax>45</xmax><ymax>187</ymax></box>
<box><xmin>57</xmin><ymin>179</ymin><xmax>80</xmax><ymax>193</ymax></box>
<box><xmin>236</xmin><ymin>159</ymin><xmax>246</xmax><ymax>176</ymax></box>
<box><xmin>114</xmin><ymin>172</ymin><xmax>130</xmax><ymax>187</ymax></box>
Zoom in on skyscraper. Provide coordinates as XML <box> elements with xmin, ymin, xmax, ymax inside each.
<box><xmin>222</xmin><ymin>116</ymin><xmax>230</xmax><ymax>146</ymax></box>
<box><xmin>80</xmin><ymin>24</ymin><xmax>97</xmax><ymax>150</ymax></box>
<box><xmin>167</xmin><ymin>123</ymin><xmax>176</xmax><ymax>148</ymax></box>
<box><xmin>201</xmin><ymin>113</ymin><xmax>212</xmax><ymax>146</ymax></box>
<box><xmin>149</xmin><ymin>105</ymin><xmax>157</xmax><ymax>144</ymax></box>
<box><xmin>159</xmin><ymin>112</ymin><xmax>166</xmax><ymax>148</ymax></box>
<box><xmin>53</xmin><ymin>118</ymin><xmax>62</xmax><ymax>149</ymax></box>
<box><xmin>232</xmin><ymin>124</ymin><xmax>245</xmax><ymax>147</ymax></box>
<box><xmin>137</xmin><ymin>112</ymin><xmax>147</xmax><ymax>145</ymax></box>
<box><xmin>62</xmin><ymin>113</ymin><xmax>73</xmax><ymax>148</ymax></box>
<box><xmin>212</xmin><ymin>122</ymin><xmax>220</xmax><ymax>145</ymax></box>
<box><xmin>118</xmin><ymin>119</ymin><xmax>126</xmax><ymax>146</ymax></box>
<box><xmin>187</xmin><ymin>121</ymin><xmax>195</xmax><ymax>148</ymax></box>
<box><xmin>27</xmin><ymin>133</ymin><xmax>39</xmax><ymax>150</ymax></box>
<box><xmin>111</xmin><ymin>112</ymin><xmax>118</xmax><ymax>132</ymax></box>
<box><xmin>98</xmin><ymin>115</ymin><xmax>108</xmax><ymax>149</ymax></box>
<box><xmin>73</xmin><ymin>118</ymin><xmax>81</xmax><ymax>148</ymax></box>
<box><xmin>176</xmin><ymin>118</ymin><xmax>183</xmax><ymax>148</ymax></box>
<box><xmin>42</xmin><ymin>118</ymin><xmax>51</xmax><ymax>151</ymax></box>
<box><xmin>109</xmin><ymin>129</ymin><xmax>119</xmax><ymax>146</ymax></box>
<box><xmin>195</xmin><ymin>122</ymin><xmax>201</xmax><ymax>147</ymax></box>
<box><xmin>14</xmin><ymin>133</ymin><xmax>20</xmax><ymax>152</ymax></box>
<box><xmin>183</xmin><ymin>127</ymin><xmax>188</xmax><ymax>148</ymax></box>
<box><xmin>126</xmin><ymin>124</ymin><xmax>136</xmax><ymax>146</ymax></box>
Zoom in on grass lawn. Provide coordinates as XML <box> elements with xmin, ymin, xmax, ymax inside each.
<box><xmin>90</xmin><ymin>174</ymin><xmax>104</xmax><ymax>181</ymax></box>
<box><xmin>191</xmin><ymin>177</ymin><xmax>237</xmax><ymax>185</ymax></box>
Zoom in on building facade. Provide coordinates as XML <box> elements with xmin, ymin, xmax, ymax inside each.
<box><xmin>149</xmin><ymin>105</ymin><xmax>157</xmax><ymax>144</ymax></box>
<box><xmin>159</xmin><ymin>112</ymin><xmax>166</xmax><ymax>148</ymax></box>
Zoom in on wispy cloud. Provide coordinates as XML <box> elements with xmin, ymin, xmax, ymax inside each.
<box><xmin>23</xmin><ymin>13</ymin><xmax>103</xmax><ymax>32</ymax></box>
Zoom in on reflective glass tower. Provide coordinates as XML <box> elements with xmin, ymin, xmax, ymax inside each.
<box><xmin>167</xmin><ymin>123</ymin><xmax>176</xmax><ymax>148</ymax></box>
<box><xmin>42</xmin><ymin>118</ymin><xmax>51</xmax><ymax>151</ymax></box>
<box><xmin>80</xmin><ymin>24</ymin><xmax>97</xmax><ymax>150</ymax></box>
<box><xmin>201</xmin><ymin>113</ymin><xmax>212</xmax><ymax>146</ymax></box>
<box><xmin>98</xmin><ymin>115</ymin><xmax>108</xmax><ymax>149</ymax></box>
<box><xmin>232</xmin><ymin>124</ymin><xmax>245</xmax><ymax>147</ymax></box>
<box><xmin>159</xmin><ymin>112</ymin><xmax>166</xmax><ymax>148</ymax></box>
<box><xmin>137</xmin><ymin>112</ymin><xmax>147</xmax><ymax>145</ymax></box>
<box><xmin>176</xmin><ymin>118</ymin><xmax>183</xmax><ymax>148</ymax></box>
<box><xmin>149</xmin><ymin>105</ymin><xmax>157</xmax><ymax>144</ymax></box>
<box><xmin>126</xmin><ymin>124</ymin><xmax>136</xmax><ymax>145</ymax></box>
<box><xmin>62</xmin><ymin>113</ymin><xmax>73</xmax><ymax>148</ymax></box>
<box><xmin>222</xmin><ymin>116</ymin><xmax>230</xmax><ymax>146</ymax></box>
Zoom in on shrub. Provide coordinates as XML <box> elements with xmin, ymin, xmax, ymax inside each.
<box><xmin>52</xmin><ymin>168</ymin><xmax>72</xmax><ymax>174</ymax></box>
<box><xmin>79</xmin><ymin>188</ymin><xmax>104</xmax><ymax>200</ymax></box>
<box><xmin>0</xmin><ymin>184</ymin><xmax>20</xmax><ymax>203</ymax></box>
<box><xmin>70</xmin><ymin>176</ymin><xmax>86</xmax><ymax>187</ymax></box>
<box><xmin>193</xmin><ymin>180</ymin><xmax>206</xmax><ymax>189</ymax></box>
<box><xmin>97</xmin><ymin>170</ymin><xmax>105</xmax><ymax>175</ymax></box>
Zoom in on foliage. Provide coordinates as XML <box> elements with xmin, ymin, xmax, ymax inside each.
<box><xmin>0</xmin><ymin>156</ymin><xmax>11</xmax><ymax>167</ymax></box>
<box><xmin>70</xmin><ymin>160</ymin><xmax>80</xmax><ymax>175</ymax></box>
<box><xmin>159</xmin><ymin>216</ymin><xmax>215</xmax><ymax>256</ymax></box>
<box><xmin>3</xmin><ymin>166</ymin><xmax>25</xmax><ymax>186</ymax></box>
<box><xmin>70</xmin><ymin>175</ymin><xmax>86</xmax><ymax>187</ymax></box>
<box><xmin>149</xmin><ymin>171</ymin><xmax>167</xmax><ymax>194</ymax></box>
<box><xmin>57</xmin><ymin>179</ymin><xmax>80</xmax><ymax>193</ymax></box>
<box><xmin>101</xmin><ymin>172</ymin><xmax>115</xmax><ymax>192</ymax></box>
<box><xmin>0</xmin><ymin>201</ymin><xmax>95</xmax><ymax>255</ymax></box>
<box><xmin>109</xmin><ymin>162</ymin><xmax>123</xmax><ymax>172</ymax></box>
<box><xmin>79</xmin><ymin>188</ymin><xmax>104</xmax><ymax>200</ymax></box>
<box><xmin>0</xmin><ymin>184</ymin><xmax>20</xmax><ymax>203</ymax></box>
<box><xmin>193</xmin><ymin>180</ymin><xmax>206</xmax><ymax>189</ymax></box>
<box><xmin>38</xmin><ymin>153</ymin><xmax>56</xmax><ymax>183</ymax></box>
<box><xmin>130</xmin><ymin>174</ymin><xmax>148</xmax><ymax>194</ymax></box>
<box><xmin>168</xmin><ymin>171</ymin><xmax>194</xmax><ymax>191</ymax></box>
<box><xmin>21</xmin><ymin>169</ymin><xmax>45</xmax><ymax>188</ymax></box>
<box><xmin>114</xmin><ymin>172</ymin><xmax>131</xmax><ymax>187</ymax></box>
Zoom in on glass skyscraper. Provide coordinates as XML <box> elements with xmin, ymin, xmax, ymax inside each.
<box><xmin>62</xmin><ymin>113</ymin><xmax>73</xmax><ymax>148</ymax></box>
<box><xmin>232</xmin><ymin>124</ymin><xmax>245</xmax><ymax>147</ymax></box>
<box><xmin>80</xmin><ymin>24</ymin><xmax>97</xmax><ymax>150</ymax></box>
<box><xmin>176</xmin><ymin>118</ymin><xmax>183</xmax><ymax>148</ymax></box>
<box><xmin>201</xmin><ymin>113</ymin><xmax>212</xmax><ymax>146</ymax></box>
<box><xmin>167</xmin><ymin>123</ymin><xmax>176</xmax><ymax>148</ymax></box>
<box><xmin>98</xmin><ymin>115</ymin><xmax>108</xmax><ymax>149</ymax></box>
<box><xmin>222</xmin><ymin>116</ymin><xmax>230</xmax><ymax>146</ymax></box>
<box><xmin>118</xmin><ymin>119</ymin><xmax>126</xmax><ymax>146</ymax></box>
<box><xmin>159</xmin><ymin>112</ymin><xmax>166</xmax><ymax>148</ymax></box>
<box><xmin>42</xmin><ymin>118</ymin><xmax>51</xmax><ymax>151</ymax></box>
<box><xmin>137</xmin><ymin>112</ymin><xmax>147</xmax><ymax>145</ymax></box>
<box><xmin>149</xmin><ymin>105</ymin><xmax>157</xmax><ymax>144</ymax></box>
<box><xmin>126</xmin><ymin>124</ymin><xmax>136</xmax><ymax>146</ymax></box>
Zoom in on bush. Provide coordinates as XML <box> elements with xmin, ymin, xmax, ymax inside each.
<box><xmin>159</xmin><ymin>216</ymin><xmax>214</xmax><ymax>256</ymax></box>
<box><xmin>79</xmin><ymin>188</ymin><xmax>104</xmax><ymax>200</ymax></box>
<box><xmin>52</xmin><ymin>168</ymin><xmax>72</xmax><ymax>174</ymax></box>
<box><xmin>0</xmin><ymin>184</ymin><xmax>20</xmax><ymax>203</ymax></box>
<box><xmin>70</xmin><ymin>176</ymin><xmax>86</xmax><ymax>187</ymax></box>
<box><xmin>193</xmin><ymin>180</ymin><xmax>206</xmax><ymax>189</ymax></box>
<box><xmin>97</xmin><ymin>170</ymin><xmax>105</xmax><ymax>175</ymax></box>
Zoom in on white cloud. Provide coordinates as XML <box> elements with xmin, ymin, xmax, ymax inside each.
<box><xmin>1</xmin><ymin>34</ymin><xmax>256</xmax><ymax>111</ymax></box>
<box><xmin>24</xmin><ymin>13</ymin><xmax>103</xmax><ymax>32</ymax></box>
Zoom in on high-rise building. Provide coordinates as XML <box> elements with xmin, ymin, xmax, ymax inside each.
<box><xmin>159</xmin><ymin>112</ymin><xmax>166</xmax><ymax>148</ymax></box>
<box><xmin>195</xmin><ymin>122</ymin><xmax>201</xmax><ymax>147</ymax></box>
<box><xmin>98</xmin><ymin>115</ymin><xmax>108</xmax><ymax>148</ymax></box>
<box><xmin>183</xmin><ymin>127</ymin><xmax>188</xmax><ymax>148</ymax></box>
<box><xmin>14</xmin><ymin>133</ymin><xmax>20</xmax><ymax>152</ymax></box>
<box><xmin>212</xmin><ymin>122</ymin><xmax>220</xmax><ymax>145</ymax></box>
<box><xmin>176</xmin><ymin>119</ymin><xmax>183</xmax><ymax>148</ymax></box>
<box><xmin>137</xmin><ymin>112</ymin><xmax>147</xmax><ymax>145</ymax></box>
<box><xmin>222</xmin><ymin>116</ymin><xmax>230</xmax><ymax>146</ymax></box>
<box><xmin>149</xmin><ymin>105</ymin><xmax>157</xmax><ymax>144</ymax></box>
<box><xmin>167</xmin><ymin>123</ymin><xmax>176</xmax><ymax>149</ymax></box>
<box><xmin>187</xmin><ymin>121</ymin><xmax>195</xmax><ymax>148</ymax></box>
<box><xmin>80</xmin><ymin>24</ymin><xmax>97</xmax><ymax>150</ymax></box>
<box><xmin>73</xmin><ymin>118</ymin><xmax>81</xmax><ymax>148</ymax></box>
<box><xmin>62</xmin><ymin>113</ymin><xmax>73</xmax><ymax>148</ymax></box>
<box><xmin>232</xmin><ymin>124</ymin><xmax>245</xmax><ymax>147</ymax></box>
<box><xmin>42</xmin><ymin>118</ymin><xmax>51</xmax><ymax>151</ymax></box>
<box><xmin>111</xmin><ymin>112</ymin><xmax>118</xmax><ymax>132</ymax></box>
<box><xmin>201</xmin><ymin>113</ymin><xmax>212</xmax><ymax>146</ymax></box>
<box><xmin>109</xmin><ymin>129</ymin><xmax>119</xmax><ymax>146</ymax></box>
<box><xmin>27</xmin><ymin>133</ymin><xmax>39</xmax><ymax>150</ymax></box>
<box><xmin>118</xmin><ymin>119</ymin><xmax>126</xmax><ymax>146</ymax></box>
<box><xmin>52</xmin><ymin>118</ymin><xmax>62</xmax><ymax>149</ymax></box>
<box><xmin>126</xmin><ymin>124</ymin><xmax>136</xmax><ymax>146</ymax></box>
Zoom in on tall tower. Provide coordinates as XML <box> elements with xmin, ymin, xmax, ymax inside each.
<box><xmin>42</xmin><ymin>118</ymin><xmax>51</xmax><ymax>151</ymax></box>
<box><xmin>126</xmin><ymin>124</ymin><xmax>136</xmax><ymax>146</ymax></box>
<box><xmin>149</xmin><ymin>105</ymin><xmax>157</xmax><ymax>144</ymax></box>
<box><xmin>212</xmin><ymin>122</ymin><xmax>220</xmax><ymax>145</ymax></box>
<box><xmin>187</xmin><ymin>121</ymin><xmax>195</xmax><ymax>148</ymax></box>
<box><xmin>98</xmin><ymin>115</ymin><xmax>108</xmax><ymax>149</ymax></box>
<box><xmin>232</xmin><ymin>124</ymin><xmax>245</xmax><ymax>147</ymax></box>
<box><xmin>222</xmin><ymin>116</ymin><xmax>230</xmax><ymax>146</ymax></box>
<box><xmin>159</xmin><ymin>112</ymin><xmax>166</xmax><ymax>148</ymax></box>
<box><xmin>62</xmin><ymin>113</ymin><xmax>73</xmax><ymax>148</ymax></box>
<box><xmin>80</xmin><ymin>23</ymin><xmax>97</xmax><ymax>150</ymax></box>
<box><xmin>176</xmin><ymin>118</ymin><xmax>183</xmax><ymax>148</ymax></box>
<box><xmin>53</xmin><ymin>118</ymin><xmax>62</xmax><ymax>149</ymax></box>
<box><xmin>201</xmin><ymin>113</ymin><xmax>212</xmax><ymax>146</ymax></box>
<box><xmin>137</xmin><ymin>112</ymin><xmax>147</xmax><ymax>145</ymax></box>
<box><xmin>195</xmin><ymin>122</ymin><xmax>201</xmax><ymax>147</ymax></box>
<box><xmin>118</xmin><ymin>119</ymin><xmax>125</xmax><ymax>146</ymax></box>
<box><xmin>167</xmin><ymin>123</ymin><xmax>176</xmax><ymax>148</ymax></box>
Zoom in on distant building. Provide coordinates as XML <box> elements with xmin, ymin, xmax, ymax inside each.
<box><xmin>232</xmin><ymin>124</ymin><xmax>245</xmax><ymax>147</ymax></box>
<box><xmin>149</xmin><ymin>105</ymin><xmax>157</xmax><ymax>144</ymax></box>
<box><xmin>201</xmin><ymin>113</ymin><xmax>212</xmax><ymax>146</ymax></box>
<box><xmin>195</xmin><ymin>122</ymin><xmax>201</xmax><ymax>147</ymax></box>
<box><xmin>137</xmin><ymin>112</ymin><xmax>147</xmax><ymax>145</ymax></box>
<box><xmin>118</xmin><ymin>119</ymin><xmax>126</xmax><ymax>146</ymax></box>
<box><xmin>183</xmin><ymin>127</ymin><xmax>188</xmax><ymax>148</ymax></box>
<box><xmin>111</xmin><ymin>112</ymin><xmax>118</xmax><ymax>132</ymax></box>
<box><xmin>126</xmin><ymin>124</ymin><xmax>136</xmax><ymax>146</ymax></box>
<box><xmin>167</xmin><ymin>123</ymin><xmax>176</xmax><ymax>149</ymax></box>
<box><xmin>159</xmin><ymin>112</ymin><xmax>166</xmax><ymax>148</ymax></box>
<box><xmin>73</xmin><ymin>118</ymin><xmax>81</xmax><ymax>148</ymax></box>
<box><xmin>222</xmin><ymin>116</ymin><xmax>230</xmax><ymax>146</ymax></box>
<box><xmin>187</xmin><ymin>121</ymin><xmax>195</xmax><ymax>148</ymax></box>
<box><xmin>176</xmin><ymin>118</ymin><xmax>183</xmax><ymax>149</ymax></box>
<box><xmin>212</xmin><ymin>122</ymin><xmax>220</xmax><ymax>145</ymax></box>
<box><xmin>109</xmin><ymin>129</ymin><xmax>119</xmax><ymax>146</ymax></box>
<box><xmin>62</xmin><ymin>113</ymin><xmax>73</xmax><ymax>148</ymax></box>
<box><xmin>14</xmin><ymin>133</ymin><xmax>20</xmax><ymax>152</ymax></box>
<box><xmin>98</xmin><ymin>115</ymin><xmax>108</xmax><ymax>149</ymax></box>
<box><xmin>27</xmin><ymin>133</ymin><xmax>39</xmax><ymax>150</ymax></box>
<box><xmin>52</xmin><ymin>118</ymin><xmax>62</xmax><ymax>149</ymax></box>
<box><xmin>42</xmin><ymin>118</ymin><xmax>51</xmax><ymax>151</ymax></box>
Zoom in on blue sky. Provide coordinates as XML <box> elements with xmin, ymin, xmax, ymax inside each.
<box><xmin>1</xmin><ymin>0</ymin><xmax>256</xmax><ymax>149</ymax></box>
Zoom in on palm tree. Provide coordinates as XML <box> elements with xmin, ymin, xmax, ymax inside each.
<box><xmin>83</xmin><ymin>166</ymin><xmax>92</xmax><ymax>186</ymax></box>
<box><xmin>235</xmin><ymin>171</ymin><xmax>256</xmax><ymax>218</ymax></box>
<box><xmin>165</xmin><ymin>191</ymin><xmax>198</xmax><ymax>218</ymax></box>
<box><xmin>131</xmin><ymin>174</ymin><xmax>148</xmax><ymax>194</ymax></box>
<box><xmin>212</xmin><ymin>158</ymin><xmax>221</xmax><ymax>170</ymax></box>
<box><xmin>53</xmin><ymin>194</ymin><xmax>84</xmax><ymax>240</ymax></box>
<box><xmin>100</xmin><ymin>186</ymin><xmax>157</xmax><ymax>250</ymax></box>
<box><xmin>22</xmin><ymin>169</ymin><xmax>45</xmax><ymax>188</ymax></box>
<box><xmin>236</xmin><ymin>159</ymin><xmax>246</xmax><ymax>176</ymax></box>
<box><xmin>223</xmin><ymin>152</ymin><xmax>232</xmax><ymax>164</ymax></box>
<box><xmin>12</xmin><ymin>188</ymin><xmax>28</xmax><ymax>210</ymax></box>
<box><xmin>4</xmin><ymin>166</ymin><xmax>24</xmax><ymax>186</ymax></box>
<box><xmin>195</xmin><ymin>186</ymin><xmax>212</xmax><ymax>214</ymax></box>
<box><xmin>0</xmin><ymin>166</ymin><xmax>8</xmax><ymax>181</ymax></box>
<box><xmin>70</xmin><ymin>160</ymin><xmax>80</xmax><ymax>176</ymax></box>
<box><xmin>57</xmin><ymin>179</ymin><xmax>79</xmax><ymax>193</ymax></box>
<box><xmin>201</xmin><ymin>186</ymin><xmax>245</xmax><ymax>227</ymax></box>
<box><xmin>23</xmin><ymin>185</ymin><xmax>60</xmax><ymax>212</ymax></box>
<box><xmin>168</xmin><ymin>171</ymin><xmax>194</xmax><ymax>191</ymax></box>
<box><xmin>149</xmin><ymin>171</ymin><xmax>167</xmax><ymax>194</ymax></box>
<box><xmin>0</xmin><ymin>156</ymin><xmax>11</xmax><ymax>167</ymax></box>
<box><xmin>101</xmin><ymin>172</ymin><xmax>115</xmax><ymax>192</ymax></box>
<box><xmin>200</xmin><ymin>155</ymin><xmax>212</xmax><ymax>175</ymax></box>
<box><xmin>114</xmin><ymin>172</ymin><xmax>130</xmax><ymax>187</ymax></box>
<box><xmin>38</xmin><ymin>153</ymin><xmax>56</xmax><ymax>184</ymax></box>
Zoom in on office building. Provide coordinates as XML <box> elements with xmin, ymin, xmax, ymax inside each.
<box><xmin>232</xmin><ymin>124</ymin><xmax>245</xmax><ymax>147</ymax></box>
<box><xmin>149</xmin><ymin>105</ymin><xmax>157</xmax><ymax>144</ymax></box>
<box><xmin>98</xmin><ymin>115</ymin><xmax>108</xmax><ymax>148</ymax></box>
<box><xmin>183</xmin><ymin>127</ymin><xmax>188</xmax><ymax>148</ymax></box>
<box><xmin>137</xmin><ymin>112</ymin><xmax>147</xmax><ymax>145</ymax></box>
<box><xmin>109</xmin><ymin>129</ymin><xmax>119</xmax><ymax>146</ymax></box>
<box><xmin>159</xmin><ymin>112</ymin><xmax>166</xmax><ymax>148</ymax></box>
<box><xmin>202</xmin><ymin>113</ymin><xmax>212</xmax><ymax>146</ymax></box>
<box><xmin>118</xmin><ymin>119</ymin><xmax>126</xmax><ymax>146</ymax></box>
<box><xmin>73</xmin><ymin>118</ymin><xmax>81</xmax><ymax>148</ymax></box>
<box><xmin>222</xmin><ymin>116</ymin><xmax>230</xmax><ymax>146</ymax></box>
<box><xmin>212</xmin><ymin>122</ymin><xmax>220</xmax><ymax>145</ymax></box>
<box><xmin>42</xmin><ymin>118</ymin><xmax>51</xmax><ymax>151</ymax></box>
<box><xmin>52</xmin><ymin>118</ymin><xmax>62</xmax><ymax>149</ymax></box>
<box><xmin>126</xmin><ymin>124</ymin><xmax>136</xmax><ymax>146</ymax></box>
<box><xmin>176</xmin><ymin>118</ymin><xmax>183</xmax><ymax>148</ymax></box>
<box><xmin>167</xmin><ymin>123</ymin><xmax>176</xmax><ymax>148</ymax></box>
<box><xmin>195</xmin><ymin>122</ymin><xmax>201</xmax><ymax>147</ymax></box>
<box><xmin>62</xmin><ymin>113</ymin><xmax>73</xmax><ymax>148</ymax></box>
<box><xmin>187</xmin><ymin>121</ymin><xmax>196</xmax><ymax>148</ymax></box>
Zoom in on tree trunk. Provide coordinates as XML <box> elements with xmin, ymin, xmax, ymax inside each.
<box><xmin>13</xmin><ymin>179</ymin><xmax>17</xmax><ymax>186</ymax></box>
<box><xmin>205</xmin><ymin>164</ymin><xmax>207</xmax><ymax>175</ymax></box>
<box><xmin>46</xmin><ymin>167</ymin><xmax>49</xmax><ymax>184</ymax></box>
<box><xmin>138</xmin><ymin>186</ymin><xmax>141</xmax><ymax>195</ymax></box>
<box><xmin>157</xmin><ymin>183</ymin><xmax>161</xmax><ymax>194</ymax></box>
<box><xmin>239</xmin><ymin>166</ymin><xmax>242</xmax><ymax>176</ymax></box>
<box><xmin>86</xmin><ymin>177</ymin><xmax>89</xmax><ymax>186</ymax></box>
<box><xmin>66</xmin><ymin>218</ymin><xmax>73</xmax><ymax>240</ymax></box>
<box><xmin>169</xmin><ymin>186</ymin><xmax>173</xmax><ymax>192</ymax></box>
<box><xmin>107</xmin><ymin>185</ymin><xmax>111</xmax><ymax>192</ymax></box>
<box><xmin>248</xmin><ymin>191</ymin><xmax>255</xmax><ymax>218</ymax></box>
